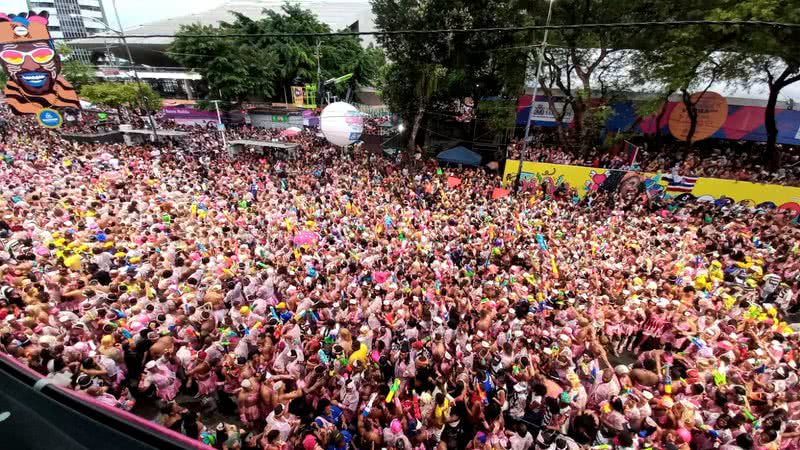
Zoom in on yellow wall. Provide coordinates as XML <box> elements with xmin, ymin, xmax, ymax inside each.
<box><xmin>504</xmin><ymin>160</ymin><xmax>800</xmax><ymax>209</ymax></box>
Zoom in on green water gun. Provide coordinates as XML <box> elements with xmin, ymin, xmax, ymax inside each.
<box><xmin>386</xmin><ymin>378</ymin><xmax>401</xmax><ymax>403</ymax></box>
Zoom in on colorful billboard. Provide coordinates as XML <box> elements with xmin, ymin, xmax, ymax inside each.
<box><xmin>519</xmin><ymin>95</ymin><xmax>800</xmax><ymax>146</ymax></box>
<box><xmin>0</xmin><ymin>11</ymin><xmax>80</xmax><ymax>115</ymax></box>
<box><xmin>504</xmin><ymin>160</ymin><xmax>800</xmax><ymax>215</ymax></box>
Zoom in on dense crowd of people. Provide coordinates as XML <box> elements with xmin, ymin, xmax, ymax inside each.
<box><xmin>509</xmin><ymin>138</ymin><xmax>800</xmax><ymax>187</ymax></box>
<box><xmin>2</xmin><ymin>106</ymin><xmax>800</xmax><ymax>450</ymax></box>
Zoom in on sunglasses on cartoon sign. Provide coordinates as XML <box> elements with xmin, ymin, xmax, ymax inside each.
<box><xmin>0</xmin><ymin>46</ymin><xmax>55</xmax><ymax>65</ymax></box>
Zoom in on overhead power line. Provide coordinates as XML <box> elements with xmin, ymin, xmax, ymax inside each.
<box><xmin>62</xmin><ymin>20</ymin><xmax>800</xmax><ymax>41</ymax></box>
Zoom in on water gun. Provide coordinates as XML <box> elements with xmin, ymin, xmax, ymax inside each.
<box><xmin>120</xmin><ymin>328</ymin><xmax>132</xmax><ymax>339</ymax></box>
<box><xmin>386</xmin><ymin>378</ymin><xmax>401</xmax><ymax>403</ymax></box>
<box><xmin>411</xmin><ymin>390</ymin><xmax>422</xmax><ymax>419</ymax></box>
<box><xmin>270</xmin><ymin>307</ymin><xmax>280</xmax><ymax>323</ymax></box>
<box><xmin>535</xmin><ymin>233</ymin><xmax>548</xmax><ymax>251</ymax></box>
<box><xmin>362</xmin><ymin>392</ymin><xmax>377</xmax><ymax>417</ymax></box>
<box><xmin>318</xmin><ymin>349</ymin><xmax>330</xmax><ymax>365</ymax></box>
<box><xmin>700</xmin><ymin>425</ymin><xmax>721</xmax><ymax>439</ymax></box>
<box><xmin>712</xmin><ymin>367</ymin><xmax>727</xmax><ymax>386</ymax></box>
<box><xmin>663</xmin><ymin>361</ymin><xmax>673</xmax><ymax>394</ymax></box>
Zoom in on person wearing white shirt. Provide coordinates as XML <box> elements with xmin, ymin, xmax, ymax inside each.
<box><xmin>508</xmin><ymin>422</ymin><xmax>534</xmax><ymax>450</ymax></box>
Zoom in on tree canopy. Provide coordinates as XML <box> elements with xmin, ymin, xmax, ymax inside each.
<box><xmin>169</xmin><ymin>3</ymin><xmax>384</xmax><ymax>103</ymax></box>
<box><xmin>372</xmin><ymin>0</ymin><xmax>800</xmax><ymax>160</ymax></box>
<box><xmin>80</xmin><ymin>82</ymin><xmax>162</xmax><ymax>113</ymax></box>
<box><xmin>372</xmin><ymin>0</ymin><xmax>535</xmax><ymax>149</ymax></box>
<box><xmin>57</xmin><ymin>43</ymin><xmax>96</xmax><ymax>91</ymax></box>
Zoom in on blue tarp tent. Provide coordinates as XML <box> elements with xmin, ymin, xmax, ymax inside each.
<box><xmin>436</xmin><ymin>146</ymin><xmax>482</xmax><ymax>166</ymax></box>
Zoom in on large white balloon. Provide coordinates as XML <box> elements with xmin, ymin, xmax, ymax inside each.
<box><xmin>320</xmin><ymin>102</ymin><xmax>364</xmax><ymax>146</ymax></box>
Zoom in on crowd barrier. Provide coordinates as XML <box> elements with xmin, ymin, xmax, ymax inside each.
<box><xmin>504</xmin><ymin>160</ymin><xmax>800</xmax><ymax>215</ymax></box>
<box><xmin>0</xmin><ymin>353</ymin><xmax>211</xmax><ymax>450</ymax></box>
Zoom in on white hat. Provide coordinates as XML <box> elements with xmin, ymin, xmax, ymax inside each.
<box><xmin>614</xmin><ymin>365</ymin><xmax>630</xmax><ymax>375</ymax></box>
<box><xmin>481</xmin><ymin>341</ymin><xmax>490</xmax><ymax>349</ymax></box>
<box><xmin>241</xmin><ymin>379</ymin><xmax>252</xmax><ymax>389</ymax></box>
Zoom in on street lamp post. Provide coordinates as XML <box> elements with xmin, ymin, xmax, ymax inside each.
<box><xmin>515</xmin><ymin>0</ymin><xmax>555</xmax><ymax>191</ymax></box>
<box><xmin>110</xmin><ymin>0</ymin><xmax>159</xmax><ymax>142</ymax></box>
<box><xmin>76</xmin><ymin>4</ymin><xmax>159</xmax><ymax>142</ymax></box>
<box><xmin>209</xmin><ymin>100</ymin><xmax>228</xmax><ymax>152</ymax></box>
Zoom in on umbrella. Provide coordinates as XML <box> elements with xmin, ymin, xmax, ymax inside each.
<box><xmin>281</xmin><ymin>126</ymin><xmax>302</xmax><ymax>137</ymax></box>
<box><xmin>293</xmin><ymin>230</ymin><xmax>320</xmax><ymax>246</ymax></box>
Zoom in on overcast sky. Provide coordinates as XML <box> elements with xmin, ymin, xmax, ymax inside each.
<box><xmin>0</xmin><ymin>0</ymin><xmax>224</xmax><ymax>29</ymax></box>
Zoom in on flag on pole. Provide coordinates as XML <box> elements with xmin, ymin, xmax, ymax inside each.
<box><xmin>492</xmin><ymin>187</ymin><xmax>510</xmax><ymax>200</ymax></box>
<box><xmin>663</xmin><ymin>174</ymin><xmax>698</xmax><ymax>193</ymax></box>
<box><xmin>623</xmin><ymin>141</ymin><xmax>639</xmax><ymax>165</ymax></box>
<box><xmin>550</xmin><ymin>254</ymin><xmax>560</xmax><ymax>278</ymax></box>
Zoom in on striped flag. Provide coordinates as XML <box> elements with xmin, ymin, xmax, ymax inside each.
<box><xmin>623</xmin><ymin>141</ymin><xmax>639</xmax><ymax>165</ymax></box>
<box><xmin>664</xmin><ymin>174</ymin><xmax>698</xmax><ymax>193</ymax></box>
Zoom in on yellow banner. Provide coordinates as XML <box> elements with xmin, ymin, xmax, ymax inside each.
<box><xmin>504</xmin><ymin>160</ymin><xmax>800</xmax><ymax>213</ymax></box>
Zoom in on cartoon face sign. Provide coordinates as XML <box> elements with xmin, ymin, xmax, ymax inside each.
<box><xmin>0</xmin><ymin>11</ymin><xmax>80</xmax><ymax>115</ymax></box>
<box><xmin>0</xmin><ymin>39</ymin><xmax>60</xmax><ymax>95</ymax></box>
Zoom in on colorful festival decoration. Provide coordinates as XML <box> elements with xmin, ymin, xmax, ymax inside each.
<box><xmin>320</xmin><ymin>102</ymin><xmax>364</xmax><ymax>146</ymax></box>
<box><xmin>36</xmin><ymin>107</ymin><xmax>62</xmax><ymax>128</ymax></box>
<box><xmin>668</xmin><ymin>92</ymin><xmax>729</xmax><ymax>142</ymax></box>
<box><xmin>504</xmin><ymin>160</ymin><xmax>800</xmax><ymax>217</ymax></box>
<box><xmin>0</xmin><ymin>11</ymin><xmax>80</xmax><ymax>115</ymax></box>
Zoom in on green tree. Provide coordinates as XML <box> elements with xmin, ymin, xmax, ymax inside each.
<box><xmin>57</xmin><ymin>43</ymin><xmax>96</xmax><ymax>91</ymax></box>
<box><xmin>169</xmin><ymin>24</ymin><xmax>278</xmax><ymax>102</ymax></box>
<box><xmin>372</xmin><ymin>0</ymin><xmax>534</xmax><ymax>150</ymax></box>
<box><xmin>709</xmin><ymin>0</ymin><xmax>800</xmax><ymax>168</ymax></box>
<box><xmin>532</xmin><ymin>0</ymin><xmax>684</xmax><ymax>152</ymax></box>
<box><xmin>170</xmin><ymin>3</ymin><xmax>384</xmax><ymax>103</ymax></box>
<box><xmin>80</xmin><ymin>82</ymin><xmax>162</xmax><ymax>116</ymax></box>
<box><xmin>632</xmin><ymin>24</ymin><xmax>743</xmax><ymax>146</ymax></box>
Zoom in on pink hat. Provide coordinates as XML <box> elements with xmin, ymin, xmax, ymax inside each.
<box><xmin>390</xmin><ymin>419</ymin><xmax>402</xmax><ymax>434</ymax></box>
